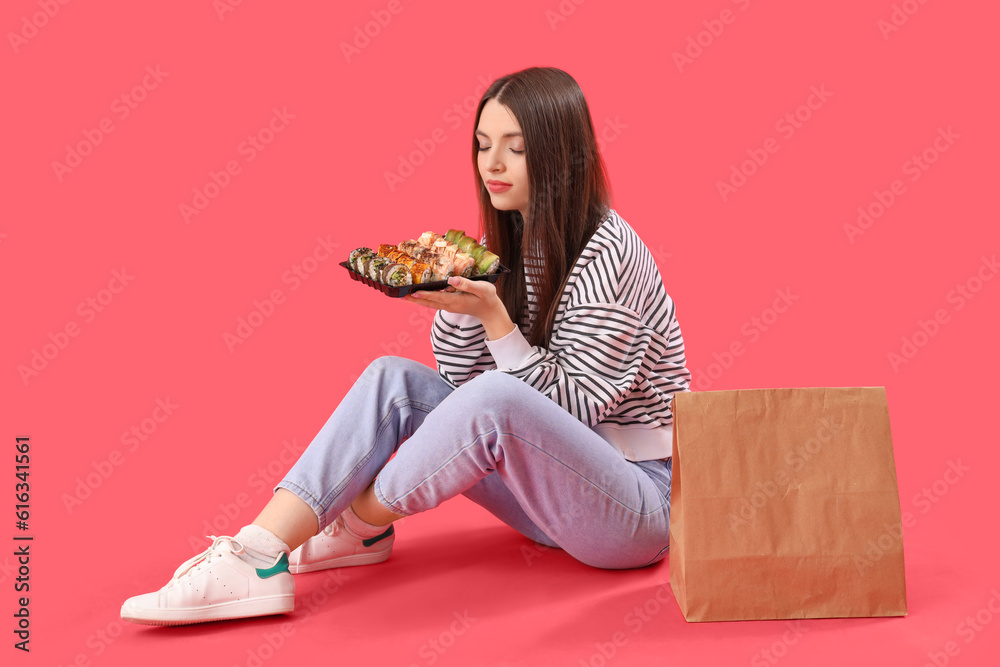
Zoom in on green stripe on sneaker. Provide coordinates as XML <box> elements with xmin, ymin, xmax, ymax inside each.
<box><xmin>256</xmin><ymin>552</ymin><xmax>290</xmax><ymax>579</ymax></box>
<box><xmin>362</xmin><ymin>525</ymin><xmax>394</xmax><ymax>548</ymax></box>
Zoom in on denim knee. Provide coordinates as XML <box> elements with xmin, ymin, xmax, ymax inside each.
<box><xmin>461</xmin><ymin>370</ymin><xmax>538</xmax><ymax>412</ymax></box>
<box><xmin>362</xmin><ymin>355</ymin><xmax>423</xmax><ymax>378</ymax></box>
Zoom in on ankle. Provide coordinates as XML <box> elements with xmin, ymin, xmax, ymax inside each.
<box><xmin>342</xmin><ymin>504</ymin><xmax>390</xmax><ymax>539</ymax></box>
<box><xmin>234</xmin><ymin>525</ymin><xmax>290</xmax><ymax>568</ymax></box>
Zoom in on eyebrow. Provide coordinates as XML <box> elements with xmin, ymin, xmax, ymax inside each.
<box><xmin>475</xmin><ymin>130</ymin><xmax>523</xmax><ymax>138</ymax></box>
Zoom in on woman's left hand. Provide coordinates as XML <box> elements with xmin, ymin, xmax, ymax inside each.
<box><xmin>405</xmin><ymin>276</ymin><xmax>515</xmax><ymax>340</ymax></box>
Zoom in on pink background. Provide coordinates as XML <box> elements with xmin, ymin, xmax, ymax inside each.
<box><xmin>3</xmin><ymin>0</ymin><xmax>998</xmax><ymax>665</ymax></box>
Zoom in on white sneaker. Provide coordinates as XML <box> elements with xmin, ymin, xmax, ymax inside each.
<box><xmin>288</xmin><ymin>514</ymin><xmax>394</xmax><ymax>574</ymax></box>
<box><xmin>121</xmin><ymin>535</ymin><xmax>294</xmax><ymax>626</ymax></box>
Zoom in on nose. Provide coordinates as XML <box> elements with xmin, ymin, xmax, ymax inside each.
<box><xmin>482</xmin><ymin>147</ymin><xmax>504</xmax><ymax>174</ymax></box>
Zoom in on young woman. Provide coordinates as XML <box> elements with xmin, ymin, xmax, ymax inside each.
<box><xmin>121</xmin><ymin>67</ymin><xmax>691</xmax><ymax>626</ymax></box>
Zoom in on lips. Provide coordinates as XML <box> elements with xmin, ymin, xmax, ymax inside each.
<box><xmin>487</xmin><ymin>180</ymin><xmax>512</xmax><ymax>193</ymax></box>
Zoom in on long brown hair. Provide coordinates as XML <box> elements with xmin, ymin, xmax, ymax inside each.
<box><xmin>473</xmin><ymin>67</ymin><xmax>611</xmax><ymax>348</ymax></box>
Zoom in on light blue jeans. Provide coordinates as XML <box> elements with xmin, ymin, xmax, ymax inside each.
<box><xmin>277</xmin><ymin>356</ymin><xmax>672</xmax><ymax>569</ymax></box>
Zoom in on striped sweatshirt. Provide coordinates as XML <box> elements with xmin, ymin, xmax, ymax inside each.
<box><xmin>431</xmin><ymin>209</ymin><xmax>691</xmax><ymax>462</ymax></box>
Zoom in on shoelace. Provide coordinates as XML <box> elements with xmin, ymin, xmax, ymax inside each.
<box><xmin>321</xmin><ymin>517</ymin><xmax>344</xmax><ymax>537</ymax></box>
<box><xmin>167</xmin><ymin>535</ymin><xmax>245</xmax><ymax>585</ymax></box>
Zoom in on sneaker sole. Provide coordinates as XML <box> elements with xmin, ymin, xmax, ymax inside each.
<box><xmin>288</xmin><ymin>548</ymin><xmax>392</xmax><ymax>574</ymax></box>
<box><xmin>121</xmin><ymin>594</ymin><xmax>295</xmax><ymax>626</ymax></box>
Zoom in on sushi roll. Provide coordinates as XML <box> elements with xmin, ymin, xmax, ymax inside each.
<box><xmin>469</xmin><ymin>244</ymin><xmax>487</xmax><ymax>261</ymax></box>
<box><xmin>419</xmin><ymin>250</ymin><xmax>441</xmax><ymax>266</ymax></box>
<box><xmin>408</xmin><ymin>245</ymin><xmax>432</xmax><ymax>260</ymax></box>
<box><xmin>457</xmin><ymin>235</ymin><xmax>477</xmax><ymax>254</ymax></box>
<box><xmin>418</xmin><ymin>231</ymin><xmax>443</xmax><ymax>247</ymax></box>
<box><xmin>349</xmin><ymin>247</ymin><xmax>373</xmax><ymax>269</ymax></box>
<box><xmin>445</xmin><ymin>229</ymin><xmax>465</xmax><ymax>244</ymax></box>
<box><xmin>353</xmin><ymin>249</ymin><xmax>376</xmax><ymax>274</ymax></box>
<box><xmin>398</xmin><ymin>240</ymin><xmax>420</xmax><ymax>255</ymax></box>
<box><xmin>368</xmin><ymin>256</ymin><xmax>391</xmax><ymax>282</ymax></box>
<box><xmin>452</xmin><ymin>252</ymin><xmax>475</xmax><ymax>278</ymax></box>
<box><xmin>433</xmin><ymin>239</ymin><xmax>459</xmax><ymax>259</ymax></box>
<box><xmin>430</xmin><ymin>255</ymin><xmax>455</xmax><ymax>281</ymax></box>
<box><xmin>377</xmin><ymin>243</ymin><xmax>397</xmax><ymax>257</ymax></box>
<box><xmin>381</xmin><ymin>263</ymin><xmax>413</xmax><ymax>287</ymax></box>
<box><xmin>410</xmin><ymin>261</ymin><xmax>432</xmax><ymax>284</ymax></box>
<box><xmin>475</xmin><ymin>250</ymin><xmax>500</xmax><ymax>275</ymax></box>
<box><xmin>386</xmin><ymin>249</ymin><xmax>407</xmax><ymax>263</ymax></box>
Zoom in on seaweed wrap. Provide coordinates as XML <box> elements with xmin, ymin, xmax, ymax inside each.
<box><xmin>382</xmin><ymin>263</ymin><xmax>413</xmax><ymax>287</ymax></box>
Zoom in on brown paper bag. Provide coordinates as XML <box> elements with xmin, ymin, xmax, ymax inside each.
<box><xmin>668</xmin><ymin>387</ymin><xmax>907</xmax><ymax>622</ymax></box>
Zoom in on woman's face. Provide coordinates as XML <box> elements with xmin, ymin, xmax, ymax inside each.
<box><xmin>476</xmin><ymin>98</ymin><xmax>529</xmax><ymax>219</ymax></box>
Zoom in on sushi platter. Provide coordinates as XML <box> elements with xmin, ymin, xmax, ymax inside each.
<box><xmin>343</xmin><ymin>230</ymin><xmax>508</xmax><ymax>298</ymax></box>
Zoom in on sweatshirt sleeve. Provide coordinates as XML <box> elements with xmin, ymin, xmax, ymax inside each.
<box><xmin>430</xmin><ymin>310</ymin><xmax>496</xmax><ymax>387</ymax></box>
<box><xmin>484</xmin><ymin>300</ymin><xmax>672</xmax><ymax>428</ymax></box>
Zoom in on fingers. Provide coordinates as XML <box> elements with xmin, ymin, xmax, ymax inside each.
<box><xmin>404</xmin><ymin>288</ymin><xmax>464</xmax><ymax>310</ymax></box>
<box><xmin>448</xmin><ymin>276</ymin><xmax>495</xmax><ymax>298</ymax></box>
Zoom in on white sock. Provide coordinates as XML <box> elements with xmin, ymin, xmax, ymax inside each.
<box><xmin>234</xmin><ymin>525</ymin><xmax>290</xmax><ymax>568</ymax></box>
<box><xmin>342</xmin><ymin>504</ymin><xmax>388</xmax><ymax>539</ymax></box>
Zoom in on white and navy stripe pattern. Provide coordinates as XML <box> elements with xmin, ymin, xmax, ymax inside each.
<box><xmin>431</xmin><ymin>210</ymin><xmax>690</xmax><ymax>433</ymax></box>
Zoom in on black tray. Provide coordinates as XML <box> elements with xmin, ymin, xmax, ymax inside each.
<box><xmin>340</xmin><ymin>261</ymin><xmax>509</xmax><ymax>298</ymax></box>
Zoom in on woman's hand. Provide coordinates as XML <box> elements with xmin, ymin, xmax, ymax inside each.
<box><xmin>405</xmin><ymin>277</ymin><xmax>515</xmax><ymax>341</ymax></box>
